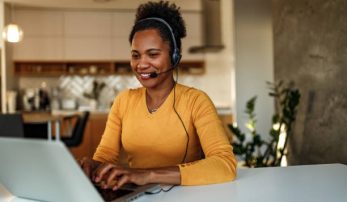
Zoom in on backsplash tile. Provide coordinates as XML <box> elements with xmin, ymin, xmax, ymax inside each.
<box><xmin>18</xmin><ymin>74</ymin><xmax>199</xmax><ymax>111</ymax></box>
<box><xmin>58</xmin><ymin>75</ymin><xmax>140</xmax><ymax>109</ymax></box>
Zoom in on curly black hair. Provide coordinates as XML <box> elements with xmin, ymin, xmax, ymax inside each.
<box><xmin>129</xmin><ymin>1</ymin><xmax>187</xmax><ymax>56</ymax></box>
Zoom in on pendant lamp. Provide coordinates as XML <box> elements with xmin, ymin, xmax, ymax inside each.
<box><xmin>2</xmin><ymin>3</ymin><xmax>24</xmax><ymax>43</ymax></box>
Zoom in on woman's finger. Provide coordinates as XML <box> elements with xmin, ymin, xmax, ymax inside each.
<box><xmin>93</xmin><ymin>163</ymin><xmax>115</xmax><ymax>182</ymax></box>
<box><xmin>105</xmin><ymin>169</ymin><xmax>120</xmax><ymax>188</ymax></box>
<box><xmin>113</xmin><ymin>174</ymin><xmax>131</xmax><ymax>191</ymax></box>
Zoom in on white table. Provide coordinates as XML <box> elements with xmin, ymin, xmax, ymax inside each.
<box><xmin>138</xmin><ymin>163</ymin><xmax>347</xmax><ymax>202</ymax></box>
<box><xmin>1</xmin><ymin>164</ymin><xmax>346</xmax><ymax>202</ymax></box>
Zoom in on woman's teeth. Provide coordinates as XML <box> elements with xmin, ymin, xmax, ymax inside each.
<box><xmin>140</xmin><ymin>73</ymin><xmax>151</xmax><ymax>78</ymax></box>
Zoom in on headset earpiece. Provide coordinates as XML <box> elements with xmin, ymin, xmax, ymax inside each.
<box><xmin>172</xmin><ymin>48</ymin><xmax>181</xmax><ymax>68</ymax></box>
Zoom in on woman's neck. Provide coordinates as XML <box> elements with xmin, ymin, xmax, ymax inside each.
<box><xmin>146</xmin><ymin>80</ymin><xmax>175</xmax><ymax>112</ymax></box>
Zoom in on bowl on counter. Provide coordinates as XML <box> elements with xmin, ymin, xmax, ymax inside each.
<box><xmin>61</xmin><ymin>98</ymin><xmax>77</xmax><ymax>110</ymax></box>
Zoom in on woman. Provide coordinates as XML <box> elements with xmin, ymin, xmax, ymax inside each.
<box><xmin>80</xmin><ymin>1</ymin><xmax>237</xmax><ymax>190</ymax></box>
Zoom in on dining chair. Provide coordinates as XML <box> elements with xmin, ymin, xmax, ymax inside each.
<box><xmin>23</xmin><ymin>123</ymin><xmax>48</xmax><ymax>139</ymax></box>
<box><xmin>61</xmin><ymin>111</ymin><xmax>90</xmax><ymax>147</ymax></box>
<box><xmin>0</xmin><ymin>113</ymin><xmax>25</xmax><ymax>138</ymax></box>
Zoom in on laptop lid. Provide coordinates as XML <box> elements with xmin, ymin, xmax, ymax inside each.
<box><xmin>0</xmin><ymin>137</ymin><xmax>161</xmax><ymax>202</ymax></box>
<box><xmin>0</xmin><ymin>137</ymin><xmax>103</xmax><ymax>202</ymax></box>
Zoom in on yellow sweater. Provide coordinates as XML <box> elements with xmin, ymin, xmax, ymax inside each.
<box><xmin>93</xmin><ymin>84</ymin><xmax>237</xmax><ymax>185</ymax></box>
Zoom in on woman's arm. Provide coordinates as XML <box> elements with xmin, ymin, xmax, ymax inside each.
<box><xmin>178</xmin><ymin>91</ymin><xmax>237</xmax><ymax>185</ymax></box>
<box><xmin>93</xmin><ymin>164</ymin><xmax>181</xmax><ymax>190</ymax></box>
<box><xmin>93</xmin><ymin>91</ymin><xmax>128</xmax><ymax>164</ymax></box>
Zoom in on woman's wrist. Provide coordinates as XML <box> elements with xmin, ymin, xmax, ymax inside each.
<box><xmin>145</xmin><ymin>169</ymin><xmax>157</xmax><ymax>184</ymax></box>
<box><xmin>145</xmin><ymin>166</ymin><xmax>181</xmax><ymax>185</ymax></box>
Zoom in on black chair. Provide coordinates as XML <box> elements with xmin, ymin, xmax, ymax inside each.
<box><xmin>0</xmin><ymin>113</ymin><xmax>25</xmax><ymax>138</ymax></box>
<box><xmin>23</xmin><ymin>122</ymin><xmax>48</xmax><ymax>139</ymax></box>
<box><xmin>61</xmin><ymin>111</ymin><xmax>90</xmax><ymax>147</ymax></box>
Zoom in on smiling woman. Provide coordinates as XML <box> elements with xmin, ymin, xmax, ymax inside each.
<box><xmin>79</xmin><ymin>0</ymin><xmax>237</xmax><ymax>190</ymax></box>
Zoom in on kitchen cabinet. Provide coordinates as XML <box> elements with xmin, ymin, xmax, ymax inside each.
<box><xmin>13</xmin><ymin>9</ymin><xmax>204</xmax><ymax>61</ymax></box>
<box><xmin>13</xmin><ymin>9</ymin><xmax>65</xmax><ymax>60</ymax></box>
<box><xmin>14</xmin><ymin>60</ymin><xmax>205</xmax><ymax>76</ymax></box>
<box><xmin>14</xmin><ymin>61</ymin><xmax>113</xmax><ymax>76</ymax></box>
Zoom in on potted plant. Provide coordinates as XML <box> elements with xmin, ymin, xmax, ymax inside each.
<box><xmin>83</xmin><ymin>80</ymin><xmax>106</xmax><ymax>110</ymax></box>
<box><xmin>229</xmin><ymin>81</ymin><xmax>301</xmax><ymax>167</ymax></box>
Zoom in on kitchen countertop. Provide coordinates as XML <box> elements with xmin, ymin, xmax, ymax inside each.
<box><xmin>53</xmin><ymin>107</ymin><xmax>232</xmax><ymax>116</ymax></box>
<box><xmin>23</xmin><ymin>106</ymin><xmax>232</xmax><ymax>117</ymax></box>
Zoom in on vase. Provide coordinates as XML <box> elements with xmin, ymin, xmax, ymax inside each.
<box><xmin>89</xmin><ymin>99</ymin><xmax>98</xmax><ymax>110</ymax></box>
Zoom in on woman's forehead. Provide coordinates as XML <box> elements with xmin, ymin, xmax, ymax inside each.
<box><xmin>131</xmin><ymin>29</ymin><xmax>169</xmax><ymax>50</ymax></box>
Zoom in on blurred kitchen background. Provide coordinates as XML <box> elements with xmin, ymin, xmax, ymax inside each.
<box><xmin>0</xmin><ymin>0</ymin><xmax>346</xmax><ymax>165</ymax></box>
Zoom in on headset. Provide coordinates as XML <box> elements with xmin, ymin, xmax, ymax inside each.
<box><xmin>136</xmin><ymin>17</ymin><xmax>182</xmax><ymax>71</ymax></box>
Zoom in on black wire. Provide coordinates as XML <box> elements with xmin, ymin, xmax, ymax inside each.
<box><xmin>173</xmin><ymin>68</ymin><xmax>190</xmax><ymax>164</ymax></box>
<box><xmin>145</xmin><ymin>185</ymin><xmax>177</xmax><ymax>195</ymax></box>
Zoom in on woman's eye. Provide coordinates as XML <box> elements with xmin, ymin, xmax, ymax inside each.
<box><xmin>149</xmin><ymin>53</ymin><xmax>159</xmax><ymax>58</ymax></box>
<box><xmin>131</xmin><ymin>54</ymin><xmax>140</xmax><ymax>59</ymax></box>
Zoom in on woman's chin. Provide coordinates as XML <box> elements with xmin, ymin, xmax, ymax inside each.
<box><xmin>138</xmin><ymin>79</ymin><xmax>156</xmax><ymax>89</ymax></box>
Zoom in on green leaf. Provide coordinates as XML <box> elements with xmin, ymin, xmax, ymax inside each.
<box><xmin>253</xmin><ymin>135</ymin><xmax>263</xmax><ymax>146</ymax></box>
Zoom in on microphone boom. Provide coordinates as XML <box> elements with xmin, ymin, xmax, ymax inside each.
<box><xmin>149</xmin><ymin>67</ymin><xmax>175</xmax><ymax>78</ymax></box>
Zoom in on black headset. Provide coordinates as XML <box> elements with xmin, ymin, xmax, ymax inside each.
<box><xmin>137</xmin><ymin>17</ymin><xmax>182</xmax><ymax>68</ymax></box>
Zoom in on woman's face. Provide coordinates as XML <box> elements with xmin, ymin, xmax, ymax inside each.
<box><xmin>130</xmin><ymin>29</ymin><xmax>173</xmax><ymax>89</ymax></box>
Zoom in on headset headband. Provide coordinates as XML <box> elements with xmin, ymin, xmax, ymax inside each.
<box><xmin>137</xmin><ymin>17</ymin><xmax>178</xmax><ymax>51</ymax></box>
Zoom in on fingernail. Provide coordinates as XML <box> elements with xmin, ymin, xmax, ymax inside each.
<box><xmin>112</xmin><ymin>187</ymin><xmax>118</xmax><ymax>191</ymax></box>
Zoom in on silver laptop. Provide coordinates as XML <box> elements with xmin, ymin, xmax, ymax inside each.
<box><xmin>0</xmin><ymin>137</ymin><xmax>160</xmax><ymax>202</ymax></box>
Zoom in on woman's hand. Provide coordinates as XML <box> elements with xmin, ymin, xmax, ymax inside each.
<box><xmin>93</xmin><ymin>163</ymin><xmax>152</xmax><ymax>191</ymax></box>
<box><xmin>78</xmin><ymin>157</ymin><xmax>100</xmax><ymax>179</ymax></box>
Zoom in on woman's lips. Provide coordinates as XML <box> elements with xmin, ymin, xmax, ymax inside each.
<box><xmin>138</xmin><ymin>72</ymin><xmax>153</xmax><ymax>80</ymax></box>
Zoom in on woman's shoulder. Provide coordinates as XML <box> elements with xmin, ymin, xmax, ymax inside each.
<box><xmin>116</xmin><ymin>87</ymin><xmax>144</xmax><ymax>99</ymax></box>
<box><xmin>112</xmin><ymin>87</ymin><xmax>144</xmax><ymax>113</ymax></box>
<box><xmin>176</xmin><ymin>83</ymin><xmax>210</xmax><ymax>101</ymax></box>
<box><xmin>176</xmin><ymin>84</ymin><xmax>217</xmax><ymax>117</ymax></box>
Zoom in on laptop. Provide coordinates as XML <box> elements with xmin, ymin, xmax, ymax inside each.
<box><xmin>0</xmin><ymin>137</ymin><xmax>160</xmax><ymax>202</ymax></box>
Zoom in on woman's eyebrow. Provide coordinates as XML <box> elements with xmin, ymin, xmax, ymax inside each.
<box><xmin>131</xmin><ymin>48</ymin><xmax>162</xmax><ymax>53</ymax></box>
<box><xmin>146</xmin><ymin>48</ymin><xmax>161</xmax><ymax>52</ymax></box>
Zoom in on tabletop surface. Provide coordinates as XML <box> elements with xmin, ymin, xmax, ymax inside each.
<box><xmin>1</xmin><ymin>163</ymin><xmax>346</xmax><ymax>202</ymax></box>
<box><xmin>138</xmin><ymin>163</ymin><xmax>347</xmax><ymax>202</ymax></box>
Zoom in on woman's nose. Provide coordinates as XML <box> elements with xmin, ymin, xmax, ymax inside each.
<box><xmin>137</xmin><ymin>57</ymin><xmax>150</xmax><ymax>69</ymax></box>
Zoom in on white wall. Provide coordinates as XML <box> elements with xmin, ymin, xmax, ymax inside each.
<box><xmin>234</xmin><ymin>0</ymin><xmax>274</xmax><ymax>138</ymax></box>
<box><xmin>181</xmin><ymin>0</ymin><xmax>235</xmax><ymax>110</ymax></box>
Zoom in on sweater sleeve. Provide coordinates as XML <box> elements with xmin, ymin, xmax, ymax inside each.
<box><xmin>93</xmin><ymin>90</ymin><xmax>127</xmax><ymax>164</ymax></box>
<box><xmin>178</xmin><ymin>92</ymin><xmax>237</xmax><ymax>185</ymax></box>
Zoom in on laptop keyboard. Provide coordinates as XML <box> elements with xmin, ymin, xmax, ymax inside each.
<box><xmin>94</xmin><ymin>185</ymin><xmax>133</xmax><ymax>202</ymax></box>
